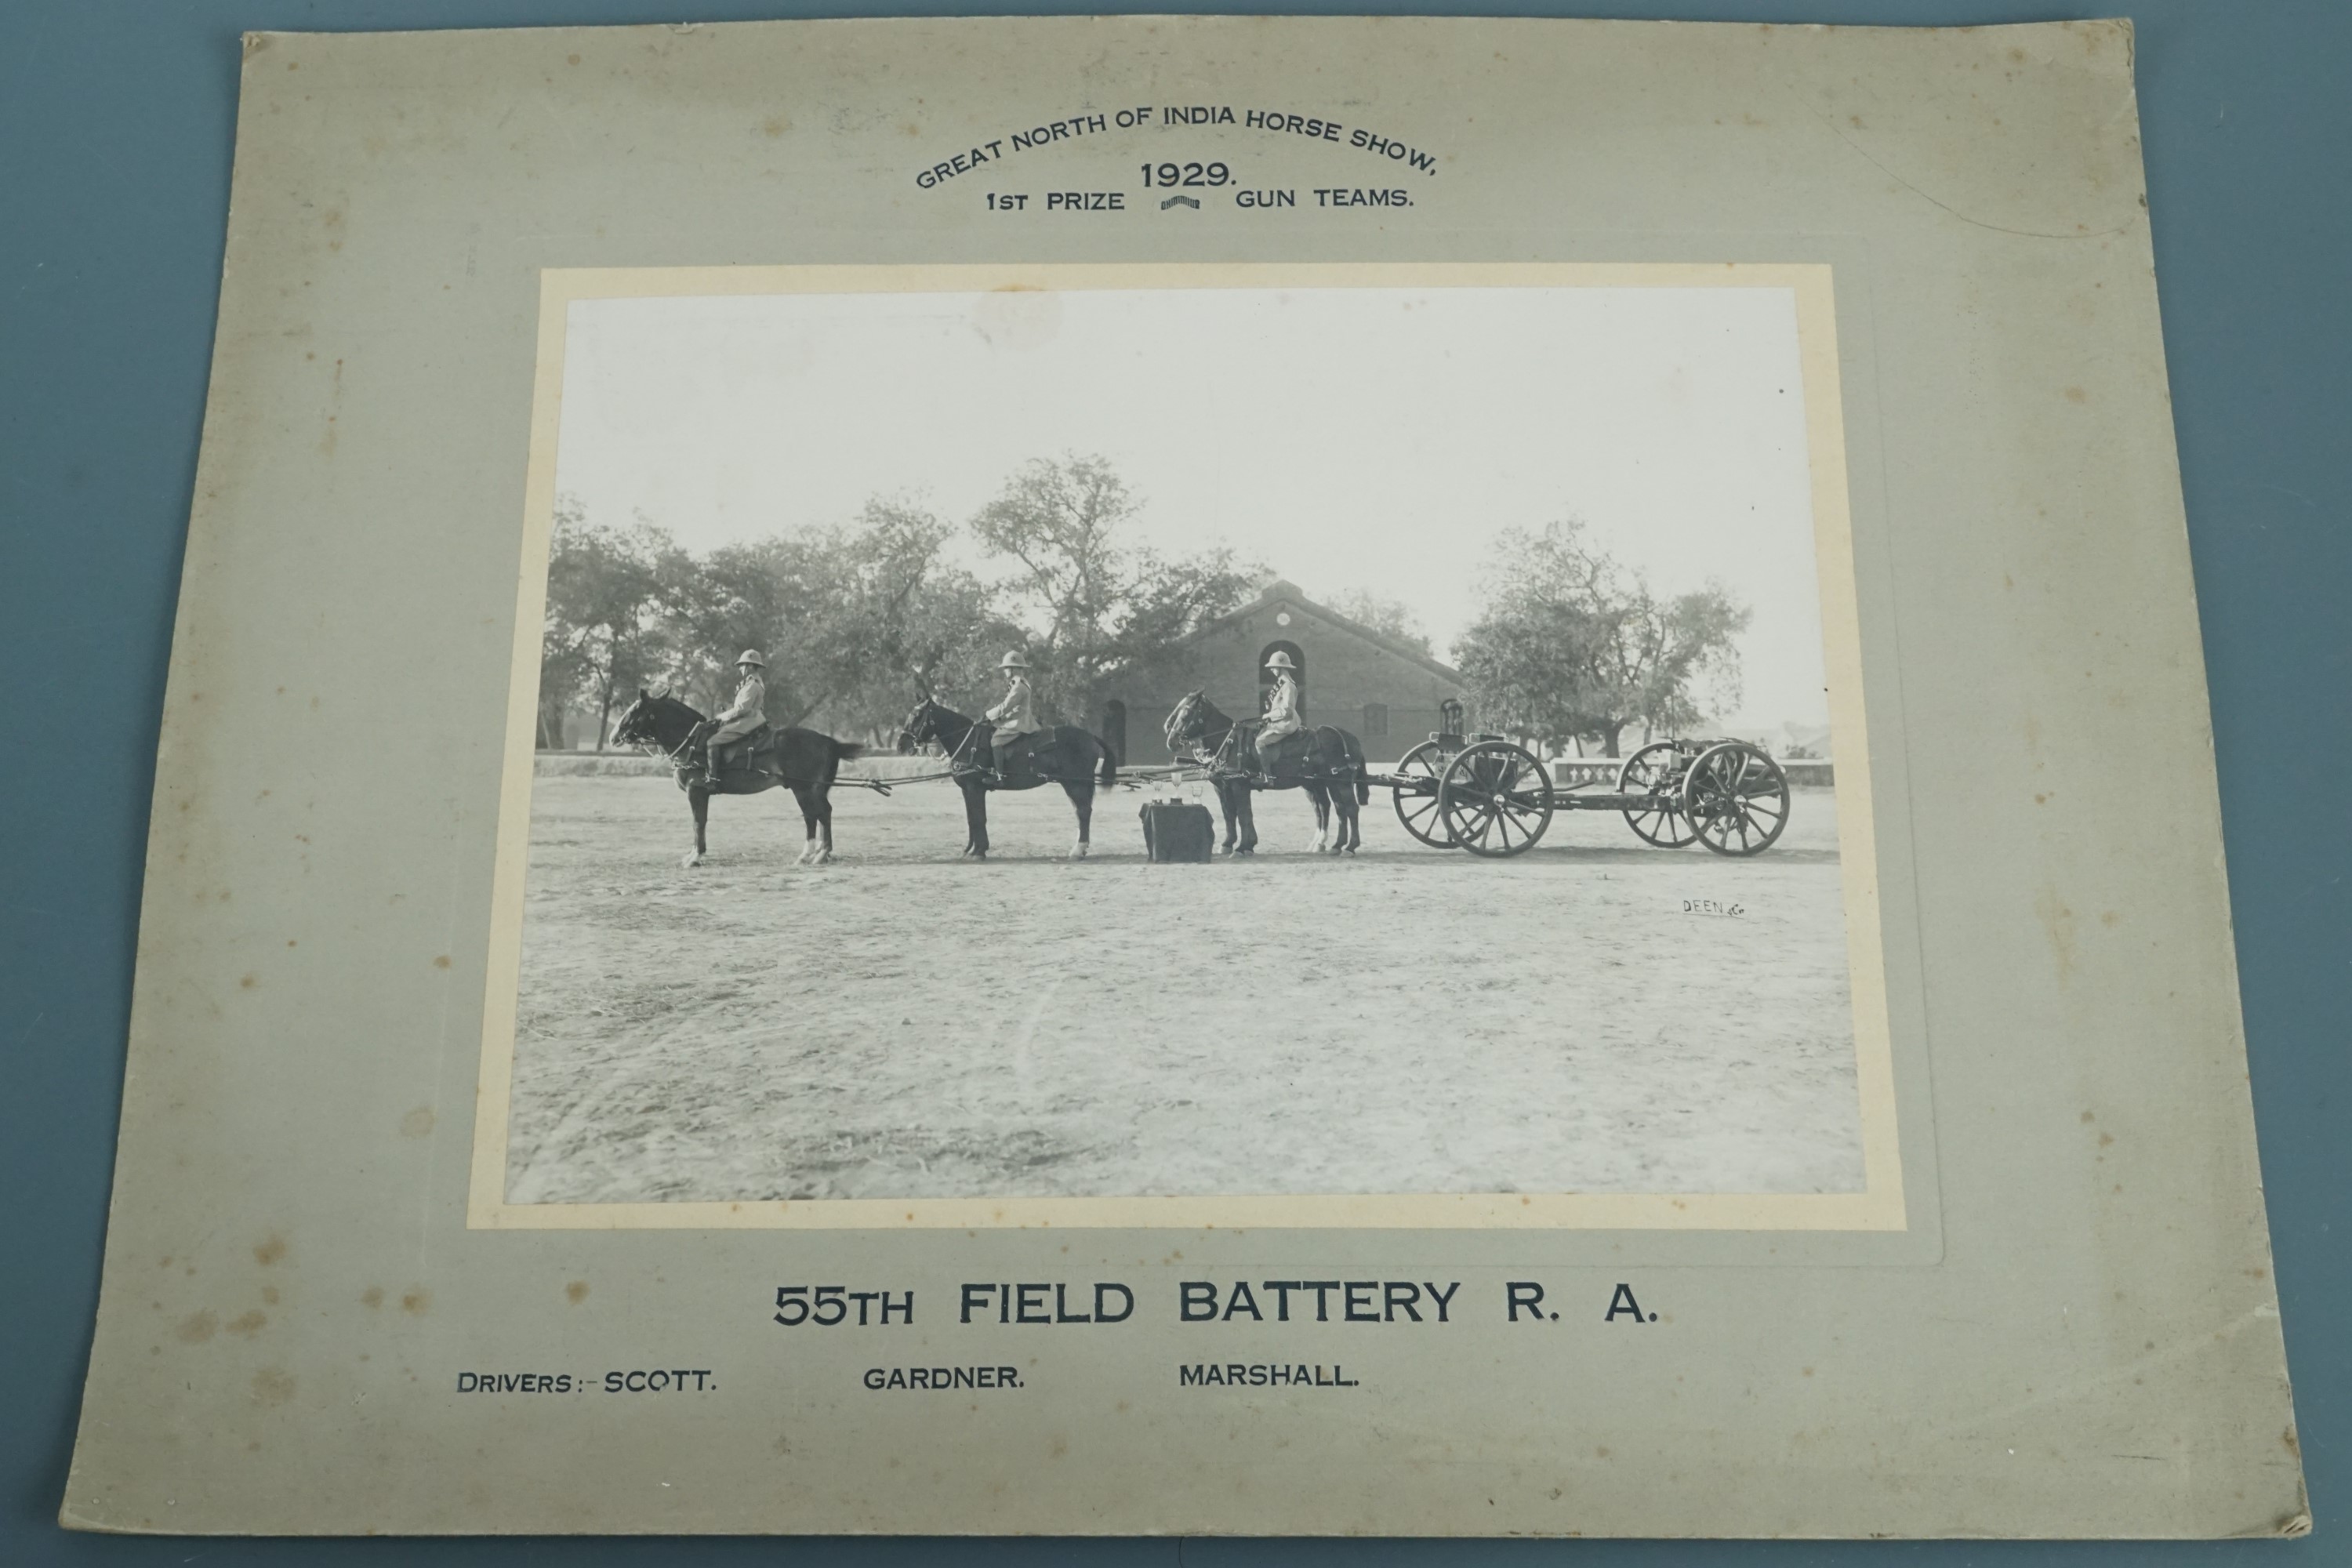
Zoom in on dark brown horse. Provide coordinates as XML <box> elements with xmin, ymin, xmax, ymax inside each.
<box><xmin>896</xmin><ymin>699</ymin><xmax>1116</xmax><ymax>860</ymax></box>
<box><xmin>610</xmin><ymin>690</ymin><xmax>869</xmax><ymax>867</ymax></box>
<box><xmin>1163</xmin><ymin>691</ymin><xmax>1368</xmax><ymax>855</ymax></box>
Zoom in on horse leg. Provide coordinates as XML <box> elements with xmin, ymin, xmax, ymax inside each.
<box><xmin>1341</xmin><ymin>785</ymin><xmax>1362</xmax><ymax>854</ymax></box>
<box><xmin>683</xmin><ymin>787</ymin><xmax>710</xmax><ymax>868</ymax></box>
<box><xmin>1235</xmin><ymin>786</ymin><xmax>1258</xmax><ymax>855</ymax></box>
<box><xmin>789</xmin><ymin>783</ymin><xmax>818</xmax><ymax>866</ymax></box>
<box><xmin>1215</xmin><ymin>781</ymin><xmax>1239</xmax><ymax>855</ymax></box>
<box><xmin>1305</xmin><ymin>784</ymin><xmax>1330</xmax><ymax>854</ymax></box>
<box><xmin>964</xmin><ymin>779</ymin><xmax>989</xmax><ymax>859</ymax></box>
<box><xmin>812</xmin><ymin>786</ymin><xmax>836</xmax><ymax>865</ymax></box>
<box><xmin>1063</xmin><ymin>779</ymin><xmax>1091</xmax><ymax>859</ymax></box>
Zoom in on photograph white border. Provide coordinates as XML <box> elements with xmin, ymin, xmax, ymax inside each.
<box><xmin>466</xmin><ymin>261</ymin><xmax>1904</xmax><ymax>1232</ymax></box>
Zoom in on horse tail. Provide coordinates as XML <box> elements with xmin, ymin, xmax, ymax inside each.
<box><xmin>1097</xmin><ymin>735</ymin><xmax>1118</xmax><ymax>791</ymax></box>
<box><xmin>833</xmin><ymin>739</ymin><xmax>867</xmax><ymax>762</ymax></box>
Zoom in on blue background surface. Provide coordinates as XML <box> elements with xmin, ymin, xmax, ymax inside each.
<box><xmin>2</xmin><ymin>2</ymin><xmax>2344</xmax><ymax>1563</ymax></box>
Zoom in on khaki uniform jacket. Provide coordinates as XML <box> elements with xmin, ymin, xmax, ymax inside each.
<box><xmin>1258</xmin><ymin>673</ymin><xmax>1304</xmax><ymax>744</ymax></box>
<box><xmin>986</xmin><ymin>676</ymin><xmax>1044</xmax><ymax>739</ymax></box>
<box><xmin>710</xmin><ymin>673</ymin><xmax>767</xmax><ymax>742</ymax></box>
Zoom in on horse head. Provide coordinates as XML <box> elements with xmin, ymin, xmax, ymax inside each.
<box><xmin>896</xmin><ymin>698</ymin><xmax>938</xmax><ymax>756</ymax></box>
<box><xmin>612</xmin><ymin>688</ymin><xmax>700</xmax><ymax>753</ymax></box>
<box><xmin>610</xmin><ymin>688</ymin><xmax>655</xmax><ymax>746</ymax></box>
<box><xmin>1163</xmin><ymin>691</ymin><xmax>1203</xmax><ymax>755</ymax></box>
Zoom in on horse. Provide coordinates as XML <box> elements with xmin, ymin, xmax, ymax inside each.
<box><xmin>608</xmin><ymin>689</ymin><xmax>869</xmax><ymax>868</ymax></box>
<box><xmin>1163</xmin><ymin>690</ymin><xmax>1369</xmax><ymax>855</ymax></box>
<box><xmin>896</xmin><ymin>698</ymin><xmax>1117</xmax><ymax>860</ymax></box>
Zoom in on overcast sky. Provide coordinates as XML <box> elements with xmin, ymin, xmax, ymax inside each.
<box><xmin>554</xmin><ymin>285</ymin><xmax>1831</xmax><ymax>730</ymax></box>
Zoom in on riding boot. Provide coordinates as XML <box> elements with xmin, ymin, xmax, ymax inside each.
<box><xmin>702</xmin><ymin>742</ymin><xmax>724</xmax><ymax>786</ymax></box>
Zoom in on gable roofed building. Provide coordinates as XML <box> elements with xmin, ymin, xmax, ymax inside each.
<box><xmin>1097</xmin><ymin>578</ymin><xmax>1468</xmax><ymax>767</ymax></box>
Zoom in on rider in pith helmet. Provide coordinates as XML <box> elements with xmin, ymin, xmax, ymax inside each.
<box><xmin>702</xmin><ymin>649</ymin><xmax>767</xmax><ymax>783</ymax></box>
<box><xmin>1255</xmin><ymin>648</ymin><xmax>1304</xmax><ymax>771</ymax></box>
<box><xmin>982</xmin><ymin>649</ymin><xmax>1044</xmax><ymax>782</ymax></box>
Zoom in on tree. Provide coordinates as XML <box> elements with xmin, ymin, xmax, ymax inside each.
<box><xmin>816</xmin><ymin>498</ymin><xmax>1022</xmax><ymax>735</ymax></box>
<box><xmin>1326</xmin><ymin>588</ymin><xmax>1432</xmax><ymax>656</ymax></box>
<box><xmin>1453</xmin><ymin>521</ymin><xmax>1748</xmax><ymax>757</ymax></box>
<box><xmin>644</xmin><ymin>498</ymin><xmax>1020</xmax><ymax>742</ymax></box>
<box><xmin>969</xmin><ymin>455</ymin><xmax>1262</xmax><ymax>720</ymax></box>
<box><xmin>541</xmin><ymin>499</ymin><xmax>677</xmax><ymax>750</ymax></box>
<box><xmin>967</xmin><ymin>456</ymin><xmax>1134</xmax><ymax>717</ymax></box>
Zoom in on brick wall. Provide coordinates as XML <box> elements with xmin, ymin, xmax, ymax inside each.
<box><xmin>1105</xmin><ymin>593</ymin><xmax>1465</xmax><ymax>766</ymax></box>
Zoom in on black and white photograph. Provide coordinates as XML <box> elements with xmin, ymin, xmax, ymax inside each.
<box><xmin>485</xmin><ymin>266</ymin><xmax>1893</xmax><ymax>1220</ymax></box>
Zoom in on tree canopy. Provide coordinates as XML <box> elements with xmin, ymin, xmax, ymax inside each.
<box><xmin>1451</xmin><ymin>521</ymin><xmax>1748</xmax><ymax>757</ymax></box>
<box><xmin>1326</xmin><ymin>588</ymin><xmax>1433</xmax><ymax>656</ymax></box>
<box><xmin>971</xmin><ymin>456</ymin><xmax>1262</xmax><ymax>720</ymax></box>
<box><xmin>539</xmin><ymin>456</ymin><xmax>1260</xmax><ymax>748</ymax></box>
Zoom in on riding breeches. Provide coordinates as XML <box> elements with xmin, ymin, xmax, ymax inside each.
<box><xmin>1256</xmin><ymin>719</ymin><xmax>1304</xmax><ymax>757</ymax></box>
<box><xmin>706</xmin><ymin>717</ymin><xmax>760</xmax><ymax>771</ymax></box>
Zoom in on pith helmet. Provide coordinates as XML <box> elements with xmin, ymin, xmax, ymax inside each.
<box><xmin>736</xmin><ymin>649</ymin><xmax>766</xmax><ymax>668</ymax></box>
<box><xmin>999</xmin><ymin>651</ymin><xmax>1031</xmax><ymax>670</ymax></box>
<box><xmin>1263</xmin><ymin>649</ymin><xmax>1298</xmax><ymax>672</ymax></box>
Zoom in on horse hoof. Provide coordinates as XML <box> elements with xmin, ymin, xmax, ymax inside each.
<box><xmin>814</xmin><ymin>850</ymin><xmax>834</xmax><ymax>866</ymax></box>
<box><xmin>1070</xmin><ymin>844</ymin><xmax>1089</xmax><ymax>860</ymax></box>
<box><xmin>681</xmin><ymin>852</ymin><xmax>702</xmax><ymax>869</ymax></box>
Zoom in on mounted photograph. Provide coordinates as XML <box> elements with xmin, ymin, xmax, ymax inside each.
<box><xmin>472</xmin><ymin>263</ymin><xmax>1899</xmax><ymax>1229</ymax></box>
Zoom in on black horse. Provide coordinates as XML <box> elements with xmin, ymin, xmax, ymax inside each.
<box><xmin>609</xmin><ymin>690</ymin><xmax>868</xmax><ymax>867</ymax></box>
<box><xmin>897</xmin><ymin>698</ymin><xmax>1117</xmax><ymax>860</ymax></box>
<box><xmin>1163</xmin><ymin>691</ymin><xmax>1369</xmax><ymax>855</ymax></box>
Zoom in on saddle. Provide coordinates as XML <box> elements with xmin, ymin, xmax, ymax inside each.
<box><xmin>984</xmin><ymin>726</ymin><xmax>1054</xmax><ymax>785</ymax></box>
<box><xmin>1253</xmin><ymin>728</ymin><xmax>1316</xmax><ymax>777</ymax></box>
<box><xmin>706</xmin><ymin>721</ymin><xmax>775</xmax><ymax>778</ymax></box>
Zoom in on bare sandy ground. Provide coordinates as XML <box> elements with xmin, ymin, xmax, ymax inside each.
<box><xmin>503</xmin><ymin>771</ymin><xmax>1864</xmax><ymax>1203</ymax></box>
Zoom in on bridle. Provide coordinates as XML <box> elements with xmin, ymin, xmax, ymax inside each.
<box><xmin>1167</xmin><ymin>694</ymin><xmax>1245</xmax><ymax>772</ymax></box>
<box><xmin>618</xmin><ymin>697</ymin><xmax>703</xmax><ymax>768</ymax></box>
<box><xmin>903</xmin><ymin>702</ymin><xmax>982</xmax><ymax>771</ymax></box>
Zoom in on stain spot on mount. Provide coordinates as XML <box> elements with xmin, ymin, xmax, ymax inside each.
<box><xmin>176</xmin><ymin>1310</ymin><xmax>219</xmax><ymax>1345</ymax></box>
<box><xmin>2034</xmin><ymin>887</ymin><xmax>2078</xmax><ymax>985</ymax></box>
<box><xmin>401</xmin><ymin>1288</ymin><xmax>432</xmax><ymax>1315</ymax></box>
<box><xmin>227</xmin><ymin>1309</ymin><xmax>268</xmax><ymax>1337</ymax></box>
<box><xmin>251</xmin><ymin>1367</ymin><xmax>297</xmax><ymax>1407</ymax></box>
<box><xmin>565</xmin><ymin>1280</ymin><xmax>590</xmax><ymax>1305</ymax></box>
<box><xmin>254</xmin><ymin>1233</ymin><xmax>289</xmax><ymax>1266</ymax></box>
<box><xmin>433</xmin><ymin>954</ymin><xmax>452</xmax><ymax>970</ymax></box>
<box><xmin>400</xmin><ymin>1106</ymin><xmax>436</xmax><ymax>1138</ymax></box>
<box><xmin>361</xmin><ymin>1286</ymin><xmax>384</xmax><ymax>1309</ymax></box>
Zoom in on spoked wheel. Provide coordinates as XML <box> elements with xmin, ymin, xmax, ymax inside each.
<box><xmin>1437</xmin><ymin>741</ymin><xmax>1555</xmax><ymax>858</ymax></box>
<box><xmin>1390</xmin><ymin>739</ymin><xmax>1460</xmax><ymax>849</ymax></box>
<box><xmin>1617</xmin><ymin>741</ymin><xmax>1700</xmax><ymax>848</ymax></box>
<box><xmin>1680</xmin><ymin>742</ymin><xmax>1791</xmax><ymax>857</ymax></box>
